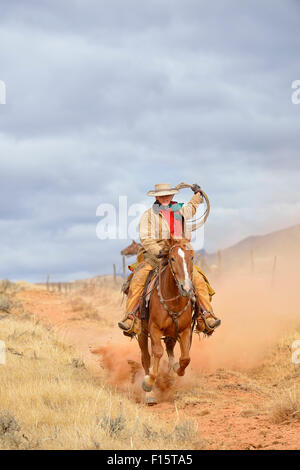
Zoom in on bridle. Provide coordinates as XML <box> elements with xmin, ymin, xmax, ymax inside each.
<box><xmin>156</xmin><ymin>243</ymin><xmax>195</xmax><ymax>339</ymax></box>
<box><xmin>158</xmin><ymin>244</ymin><xmax>194</xmax><ymax>301</ymax></box>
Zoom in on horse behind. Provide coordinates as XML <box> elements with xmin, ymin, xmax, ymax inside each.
<box><xmin>138</xmin><ymin>237</ymin><xmax>196</xmax><ymax>403</ymax></box>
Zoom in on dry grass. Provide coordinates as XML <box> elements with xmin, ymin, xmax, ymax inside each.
<box><xmin>70</xmin><ymin>297</ymin><xmax>101</xmax><ymax>321</ymax></box>
<box><xmin>248</xmin><ymin>327</ymin><xmax>300</xmax><ymax>423</ymax></box>
<box><xmin>266</xmin><ymin>329</ymin><xmax>300</xmax><ymax>424</ymax></box>
<box><xmin>0</xmin><ymin>313</ymin><xmax>201</xmax><ymax>450</ymax></box>
<box><xmin>69</xmin><ymin>293</ymin><xmax>117</xmax><ymax>328</ymax></box>
<box><xmin>271</xmin><ymin>387</ymin><xmax>300</xmax><ymax>423</ymax></box>
<box><xmin>65</xmin><ymin>281</ymin><xmax>124</xmax><ymax>328</ymax></box>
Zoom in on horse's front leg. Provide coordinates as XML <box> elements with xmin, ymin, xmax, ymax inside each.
<box><xmin>142</xmin><ymin>325</ymin><xmax>163</xmax><ymax>392</ymax></box>
<box><xmin>164</xmin><ymin>336</ymin><xmax>176</xmax><ymax>373</ymax></box>
<box><xmin>138</xmin><ymin>321</ymin><xmax>150</xmax><ymax>375</ymax></box>
<box><xmin>173</xmin><ymin>328</ymin><xmax>191</xmax><ymax>377</ymax></box>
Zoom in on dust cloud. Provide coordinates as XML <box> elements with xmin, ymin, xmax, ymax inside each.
<box><xmin>92</xmin><ymin>254</ymin><xmax>300</xmax><ymax>399</ymax></box>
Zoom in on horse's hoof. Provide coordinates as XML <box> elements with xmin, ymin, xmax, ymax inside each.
<box><xmin>173</xmin><ymin>362</ymin><xmax>185</xmax><ymax>376</ymax></box>
<box><xmin>146</xmin><ymin>397</ymin><xmax>157</xmax><ymax>406</ymax></box>
<box><xmin>142</xmin><ymin>378</ymin><xmax>153</xmax><ymax>392</ymax></box>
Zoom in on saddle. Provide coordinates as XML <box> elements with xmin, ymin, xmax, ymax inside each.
<box><xmin>137</xmin><ymin>269</ymin><xmax>206</xmax><ymax>335</ymax></box>
<box><xmin>121</xmin><ymin>265</ymin><xmax>219</xmax><ymax>340</ymax></box>
<box><xmin>121</xmin><ymin>268</ymin><xmax>158</xmax><ymax>321</ymax></box>
<box><xmin>139</xmin><ymin>269</ymin><xmax>158</xmax><ymax>321</ymax></box>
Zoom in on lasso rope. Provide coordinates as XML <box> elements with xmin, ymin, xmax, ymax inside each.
<box><xmin>174</xmin><ymin>182</ymin><xmax>210</xmax><ymax>231</ymax></box>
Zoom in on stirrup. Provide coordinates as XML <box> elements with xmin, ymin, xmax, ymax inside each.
<box><xmin>118</xmin><ymin>315</ymin><xmax>133</xmax><ymax>330</ymax></box>
<box><xmin>197</xmin><ymin>311</ymin><xmax>221</xmax><ymax>335</ymax></box>
<box><xmin>205</xmin><ymin>311</ymin><xmax>221</xmax><ymax>330</ymax></box>
<box><xmin>118</xmin><ymin>314</ymin><xmax>141</xmax><ymax>337</ymax></box>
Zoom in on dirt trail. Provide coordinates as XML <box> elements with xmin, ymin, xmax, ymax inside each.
<box><xmin>16</xmin><ymin>288</ymin><xmax>134</xmax><ymax>375</ymax></box>
<box><xmin>15</xmin><ymin>278</ymin><xmax>300</xmax><ymax>450</ymax></box>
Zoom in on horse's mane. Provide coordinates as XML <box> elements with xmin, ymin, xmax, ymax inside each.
<box><xmin>172</xmin><ymin>238</ymin><xmax>192</xmax><ymax>248</ymax></box>
<box><xmin>160</xmin><ymin>238</ymin><xmax>193</xmax><ymax>261</ymax></box>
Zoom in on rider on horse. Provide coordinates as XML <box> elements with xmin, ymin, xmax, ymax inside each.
<box><xmin>118</xmin><ymin>183</ymin><xmax>221</xmax><ymax>336</ymax></box>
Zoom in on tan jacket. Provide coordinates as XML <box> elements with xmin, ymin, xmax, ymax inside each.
<box><xmin>138</xmin><ymin>192</ymin><xmax>202</xmax><ymax>267</ymax></box>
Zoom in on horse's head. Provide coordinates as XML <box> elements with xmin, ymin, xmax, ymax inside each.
<box><xmin>161</xmin><ymin>237</ymin><xmax>194</xmax><ymax>297</ymax></box>
<box><xmin>121</xmin><ymin>240</ymin><xmax>142</xmax><ymax>256</ymax></box>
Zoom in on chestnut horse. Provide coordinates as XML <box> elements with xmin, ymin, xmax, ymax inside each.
<box><xmin>138</xmin><ymin>237</ymin><xmax>196</xmax><ymax>403</ymax></box>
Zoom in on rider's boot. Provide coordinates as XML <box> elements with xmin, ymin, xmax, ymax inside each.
<box><xmin>118</xmin><ymin>315</ymin><xmax>133</xmax><ymax>331</ymax></box>
<box><xmin>196</xmin><ymin>310</ymin><xmax>221</xmax><ymax>335</ymax></box>
<box><xmin>118</xmin><ymin>310</ymin><xmax>141</xmax><ymax>337</ymax></box>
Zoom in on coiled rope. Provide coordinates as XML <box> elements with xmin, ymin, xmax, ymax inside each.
<box><xmin>174</xmin><ymin>182</ymin><xmax>210</xmax><ymax>231</ymax></box>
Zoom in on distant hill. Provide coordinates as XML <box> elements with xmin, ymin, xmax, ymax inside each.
<box><xmin>201</xmin><ymin>224</ymin><xmax>300</xmax><ymax>271</ymax></box>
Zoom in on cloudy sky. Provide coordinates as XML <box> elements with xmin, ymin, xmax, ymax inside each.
<box><xmin>0</xmin><ymin>0</ymin><xmax>299</xmax><ymax>282</ymax></box>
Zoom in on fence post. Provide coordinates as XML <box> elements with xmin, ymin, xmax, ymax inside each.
<box><xmin>122</xmin><ymin>255</ymin><xmax>126</xmax><ymax>281</ymax></box>
<box><xmin>46</xmin><ymin>275</ymin><xmax>50</xmax><ymax>292</ymax></box>
<box><xmin>113</xmin><ymin>264</ymin><xmax>117</xmax><ymax>284</ymax></box>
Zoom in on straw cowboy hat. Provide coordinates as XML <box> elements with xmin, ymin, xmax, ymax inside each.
<box><xmin>147</xmin><ymin>183</ymin><xmax>179</xmax><ymax>197</ymax></box>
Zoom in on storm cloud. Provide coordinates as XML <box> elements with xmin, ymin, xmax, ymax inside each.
<box><xmin>0</xmin><ymin>0</ymin><xmax>299</xmax><ymax>281</ymax></box>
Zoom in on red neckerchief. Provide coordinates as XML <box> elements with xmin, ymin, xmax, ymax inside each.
<box><xmin>158</xmin><ymin>201</ymin><xmax>183</xmax><ymax>237</ymax></box>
